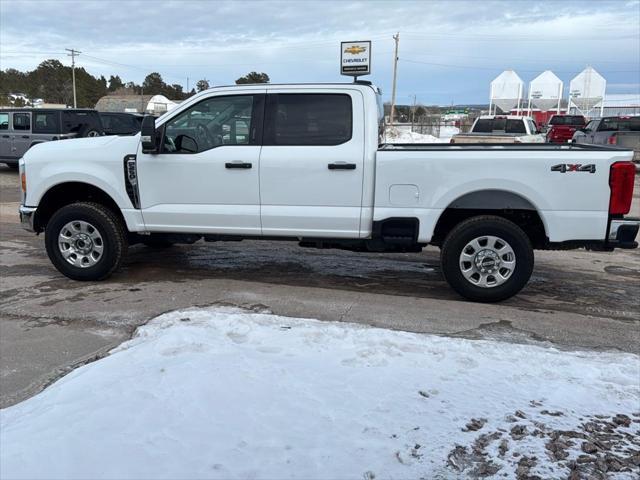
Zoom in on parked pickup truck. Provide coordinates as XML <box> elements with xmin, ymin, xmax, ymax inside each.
<box><xmin>572</xmin><ymin>116</ymin><xmax>640</xmax><ymax>163</ymax></box>
<box><xmin>545</xmin><ymin>114</ymin><xmax>587</xmax><ymax>144</ymax></box>
<box><xmin>18</xmin><ymin>82</ymin><xmax>639</xmax><ymax>302</ymax></box>
<box><xmin>451</xmin><ymin>115</ymin><xmax>545</xmax><ymax>144</ymax></box>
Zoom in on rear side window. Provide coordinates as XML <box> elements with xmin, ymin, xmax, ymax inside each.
<box><xmin>264</xmin><ymin>94</ymin><xmax>352</xmax><ymax>146</ymax></box>
<box><xmin>61</xmin><ymin>111</ymin><xmax>101</xmax><ymax>133</ymax></box>
<box><xmin>33</xmin><ymin>112</ymin><xmax>60</xmax><ymax>134</ymax></box>
<box><xmin>0</xmin><ymin>113</ymin><xmax>8</xmax><ymax>130</ymax></box>
<box><xmin>13</xmin><ymin>113</ymin><xmax>30</xmax><ymax>131</ymax></box>
<box><xmin>506</xmin><ymin>120</ymin><xmax>526</xmax><ymax>134</ymax></box>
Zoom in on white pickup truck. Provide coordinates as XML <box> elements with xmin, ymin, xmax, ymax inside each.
<box><xmin>19</xmin><ymin>82</ymin><xmax>639</xmax><ymax>302</ymax></box>
<box><xmin>451</xmin><ymin>115</ymin><xmax>545</xmax><ymax>144</ymax></box>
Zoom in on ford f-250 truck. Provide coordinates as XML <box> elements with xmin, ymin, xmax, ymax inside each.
<box><xmin>18</xmin><ymin>82</ymin><xmax>639</xmax><ymax>302</ymax></box>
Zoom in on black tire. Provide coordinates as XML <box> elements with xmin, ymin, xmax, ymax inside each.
<box><xmin>45</xmin><ymin>202</ymin><xmax>127</xmax><ymax>281</ymax></box>
<box><xmin>78</xmin><ymin>125</ymin><xmax>101</xmax><ymax>138</ymax></box>
<box><xmin>441</xmin><ymin>215</ymin><xmax>534</xmax><ymax>302</ymax></box>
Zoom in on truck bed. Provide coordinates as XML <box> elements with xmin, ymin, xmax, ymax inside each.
<box><xmin>379</xmin><ymin>143</ymin><xmax>632</xmax><ymax>152</ymax></box>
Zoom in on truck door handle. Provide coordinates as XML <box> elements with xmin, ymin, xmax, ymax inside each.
<box><xmin>1</xmin><ymin>135</ymin><xmax>9</xmax><ymax>138</ymax></box>
<box><xmin>225</xmin><ymin>162</ymin><xmax>252</xmax><ymax>169</ymax></box>
<box><xmin>328</xmin><ymin>162</ymin><xmax>356</xmax><ymax>170</ymax></box>
<box><xmin>21</xmin><ymin>135</ymin><xmax>29</xmax><ymax>139</ymax></box>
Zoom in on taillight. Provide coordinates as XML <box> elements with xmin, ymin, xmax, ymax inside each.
<box><xmin>607</xmin><ymin>134</ymin><xmax>617</xmax><ymax>145</ymax></box>
<box><xmin>609</xmin><ymin>162</ymin><xmax>635</xmax><ymax>215</ymax></box>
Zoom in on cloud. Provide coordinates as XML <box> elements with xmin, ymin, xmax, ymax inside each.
<box><xmin>1</xmin><ymin>0</ymin><xmax>638</xmax><ymax>103</ymax></box>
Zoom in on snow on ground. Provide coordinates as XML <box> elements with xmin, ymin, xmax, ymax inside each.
<box><xmin>385</xmin><ymin>125</ymin><xmax>459</xmax><ymax>143</ymax></box>
<box><xmin>1</xmin><ymin>307</ymin><xmax>638</xmax><ymax>479</ymax></box>
<box><xmin>385</xmin><ymin>125</ymin><xmax>441</xmax><ymax>143</ymax></box>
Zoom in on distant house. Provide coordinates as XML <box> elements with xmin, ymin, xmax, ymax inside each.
<box><xmin>95</xmin><ymin>94</ymin><xmax>179</xmax><ymax>115</ymax></box>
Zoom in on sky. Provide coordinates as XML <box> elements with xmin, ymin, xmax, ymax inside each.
<box><xmin>1</xmin><ymin>0</ymin><xmax>639</xmax><ymax>105</ymax></box>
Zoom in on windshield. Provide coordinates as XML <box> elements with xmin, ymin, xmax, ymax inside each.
<box><xmin>549</xmin><ymin>116</ymin><xmax>585</xmax><ymax>126</ymax></box>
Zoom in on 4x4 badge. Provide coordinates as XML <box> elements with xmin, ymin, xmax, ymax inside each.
<box><xmin>551</xmin><ymin>164</ymin><xmax>596</xmax><ymax>173</ymax></box>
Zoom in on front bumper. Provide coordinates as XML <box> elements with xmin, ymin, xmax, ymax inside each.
<box><xmin>19</xmin><ymin>206</ymin><xmax>37</xmax><ymax>232</ymax></box>
<box><xmin>608</xmin><ymin>217</ymin><xmax>639</xmax><ymax>249</ymax></box>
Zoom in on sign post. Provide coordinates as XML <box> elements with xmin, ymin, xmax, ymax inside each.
<box><xmin>340</xmin><ymin>41</ymin><xmax>371</xmax><ymax>80</ymax></box>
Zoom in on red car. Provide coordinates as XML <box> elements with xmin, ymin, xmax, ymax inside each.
<box><xmin>545</xmin><ymin>115</ymin><xmax>587</xmax><ymax>143</ymax></box>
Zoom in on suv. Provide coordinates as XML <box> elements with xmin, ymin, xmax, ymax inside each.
<box><xmin>545</xmin><ymin>115</ymin><xmax>586</xmax><ymax>143</ymax></box>
<box><xmin>0</xmin><ymin>108</ymin><xmax>103</xmax><ymax>169</ymax></box>
<box><xmin>99</xmin><ymin>112</ymin><xmax>144</xmax><ymax>136</ymax></box>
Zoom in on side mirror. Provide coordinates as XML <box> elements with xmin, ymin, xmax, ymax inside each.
<box><xmin>141</xmin><ymin>116</ymin><xmax>158</xmax><ymax>154</ymax></box>
<box><xmin>174</xmin><ymin>135</ymin><xmax>198</xmax><ymax>153</ymax></box>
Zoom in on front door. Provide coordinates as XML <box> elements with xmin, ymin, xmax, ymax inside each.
<box><xmin>10</xmin><ymin>112</ymin><xmax>31</xmax><ymax>159</ymax></box>
<box><xmin>0</xmin><ymin>112</ymin><xmax>10</xmax><ymax>158</ymax></box>
<box><xmin>136</xmin><ymin>93</ymin><xmax>265</xmax><ymax>234</ymax></box>
<box><xmin>259</xmin><ymin>90</ymin><xmax>365</xmax><ymax>237</ymax></box>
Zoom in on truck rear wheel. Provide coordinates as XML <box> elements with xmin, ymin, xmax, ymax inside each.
<box><xmin>441</xmin><ymin>215</ymin><xmax>534</xmax><ymax>302</ymax></box>
<box><xmin>45</xmin><ymin>202</ymin><xmax>127</xmax><ymax>281</ymax></box>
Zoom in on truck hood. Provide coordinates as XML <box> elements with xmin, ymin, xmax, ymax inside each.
<box><xmin>23</xmin><ymin>134</ymin><xmax>140</xmax><ymax>163</ymax></box>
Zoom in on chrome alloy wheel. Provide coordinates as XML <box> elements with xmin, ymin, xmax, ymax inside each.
<box><xmin>459</xmin><ymin>235</ymin><xmax>516</xmax><ymax>288</ymax></box>
<box><xmin>58</xmin><ymin>220</ymin><xmax>104</xmax><ymax>268</ymax></box>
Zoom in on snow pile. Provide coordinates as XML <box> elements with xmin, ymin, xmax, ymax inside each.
<box><xmin>439</xmin><ymin>125</ymin><xmax>460</xmax><ymax>141</ymax></box>
<box><xmin>1</xmin><ymin>307</ymin><xmax>638</xmax><ymax>479</ymax></box>
<box><xmin>385</xmin><ymin>125</ymin><xmax>441</xmax><ymax>143</ymax></box>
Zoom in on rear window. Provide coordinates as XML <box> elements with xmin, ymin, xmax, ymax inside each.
<box><xmin>549</xmin><ymin>115</ymin><xmax>585</xmax><ymax>126</ymax></box>
<box><xmin>599</xmin><ymin>117</ymin><xmax>640</xmax><ymax>132</ymax></box>
<box><xmin>264</xmin><ymin>94</ymin><xmax>352</xmax><ymax>146</ymax></box>
<box><xmin>473</xmin><ymin>118</ymin><xmax>526</xmax><ymax>134</ymax></box>
<box><xmin>61</xmin><ymin>111</ymin><xmax>101</xmax><ymax>133</ymax></box>
<box><xmin>33</xmin><ymin>111</ymin><xmax>60</xmax><ymax>134</ymax></box>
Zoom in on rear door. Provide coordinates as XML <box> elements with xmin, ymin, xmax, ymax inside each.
<box><xmin>31</xmin><ymin>110</ymin><xmax>59</xmax><ymax>144</ymax></box>
<box><xmin>259</xmin><ymin>89</ymin><xmax>365</xmax><ymax>237</ymax></box>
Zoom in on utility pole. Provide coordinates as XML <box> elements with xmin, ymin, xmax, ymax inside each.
<box><xmin>410</xmin><ymin>93</ymin><xmax>417</xmax><ymax>131</ymax></box>
<box><xmin>389</xmin><ymin>33</ymin><xmax>400</xmax><ymax>126</ymax></box>
<box><xmin>65</xmin><ymin>48</ymin><xmax>80</xmax><ymax>108</ymax></box>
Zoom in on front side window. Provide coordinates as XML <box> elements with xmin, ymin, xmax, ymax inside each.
<box><xmin>33</xmin><ymin>112</ymin><xmax>59</xmax><ymax>134</ymax></box>
<box><xmin>264</xmin><ymin>94</ymin><xmax>352</xmax><ymax>146</ymax></box>
<box><xmin>0</xmin><ymin>113</ymin><xmax>8</xmax><ymax>130</ymax></box>
<box><xmin>13</xmin><ymin>113</ymin><xmax>30</xmax><ymax>131</ymax></box>
<box><xmin>163</xmin><ymin>95</ymin><xmax>255</xmax><ymax>153</ymax></box>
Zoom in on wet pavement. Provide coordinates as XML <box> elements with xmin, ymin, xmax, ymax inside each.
<box><xmin>1</xmin><ymin>165</ymin><xmax>639</xmax><ymax>407</ymax></box>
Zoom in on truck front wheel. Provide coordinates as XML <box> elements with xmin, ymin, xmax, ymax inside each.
<box><xmin>45</xmin><ymin>202</ymin><xmax>127</xmax><ymax>281</ymax></box>
<box><xmin>441</xmin><ymin>215</ymin><xmax>534</xmax><ymax>302</ymax></box>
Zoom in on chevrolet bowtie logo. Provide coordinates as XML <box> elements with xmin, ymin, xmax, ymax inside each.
<box><xmin>344</xmin><ymin>46</ymin><xmax>366</xmax><ymax>55</ymax></box>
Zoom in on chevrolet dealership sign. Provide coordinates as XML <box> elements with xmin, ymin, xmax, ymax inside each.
<box><xmin>341</xmin><ymin>41</ymin><xmax>371</xmax><ymax>77</ymax></box>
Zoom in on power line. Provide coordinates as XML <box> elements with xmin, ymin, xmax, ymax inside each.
<box><xmin>399</xmin><ymin>58</ymin><xmax>640</xmax><ymax>74</ymax></box>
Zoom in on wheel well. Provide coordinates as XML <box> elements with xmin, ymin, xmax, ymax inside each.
<box><xmin>432</xmin><ymin>208</ymin><xmax>547</xmax><ymax>248</ymax></box>
<box><xmin>34</xmin><ymin>182</ymin><xmax>125</xmax><ymax>232</ymax></box>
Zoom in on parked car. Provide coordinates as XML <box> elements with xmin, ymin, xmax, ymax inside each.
<box><xmin>572</xmin><ymin>116</ymin><xmax>640</xmax><ymax>163</ymax></box>
<box><xmin>0</xmin><ymin>108</ymin><xmax>103</xmax><ymax>169</ymax></box>
<box><xmin>99</xmin><ymin>112</ymin><xmax>144</xmax><ymax>136</ymax></box>
<box><xmin>18</xmin><ymin>82</ymin><xmax>638</xmax><ymax>302</ymax></box>
<box><xmin>545</xmin><ymin>114</ymin><xmax>586</xmax><ymax>143</ymax></box>
<box><xmin>451</xmin><ymin>115</ymin><xmax>545</xmax><ymax>143</ymax></box>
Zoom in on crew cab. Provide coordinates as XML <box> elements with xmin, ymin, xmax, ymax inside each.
<box><xmin>450</xmin><ymin>115</ymin><xmax>545</xmax><ymax>144</ymax></box>
<box><xmin>545</xmin><ymin>114</ymin><xmax>587</xmax><ymax>144</ymax></box>
<box><xmin>18</xmin><ymin>83</ymin><xmax>639</xmax><ymax>302</ymax></box>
